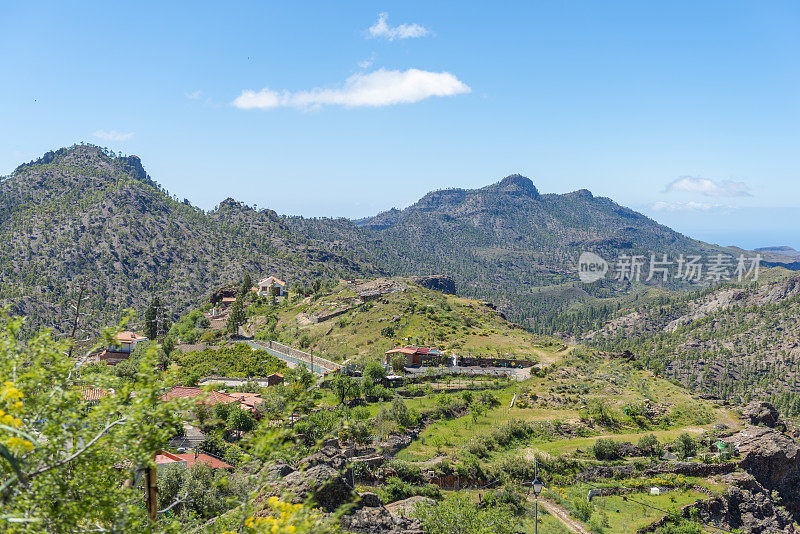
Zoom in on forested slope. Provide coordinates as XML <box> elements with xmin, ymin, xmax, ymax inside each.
<box><xmin>0</xmin><ymin>145</ymin><xmax>379</xmax><ymax>332</ymax></box>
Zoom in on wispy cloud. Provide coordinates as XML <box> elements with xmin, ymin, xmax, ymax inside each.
<box><xmin>232</xmin><ymin>68</ymin><xmax>470</xmax><ymax>110</ymax></box>
<box><xmin>358</xmin><ymin>53</ymin><xmax>376</xmax><ymax>70</ymax></box>
<box><xmin>367</xmin><ymin>12</ymin><xmax>430</xmax><ymax>41</ymax></box>
<box><xmin>93</xmin><ymin>130</ymin><xmax>133</xmax><ymax>141</ymax></box>
<box><xmin>651</xmin><ymin>200</ymin><xmax>733</xmax><ymax>212</ymax></box>
<box><xmin>186</xmin><ymin>90</ymin><xmax>203</xmax><ymax>100</ymax></box>
<box><xmin>664</xmin><ymin>176</ymin><xmax>751</xmax><ymax>197</ymax></box>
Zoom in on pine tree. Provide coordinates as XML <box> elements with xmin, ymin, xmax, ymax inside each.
<box><xmin>226</xmin><ymin>296</ymin><xmax>246</xmax><ymax>334</ymax></box>
<box><xmin>144</xmin><ymin>297</ymin><xmax>171</xmax><ymax>340</ymax></box>
<box><xmin>240</xmin><ymin>273</ymin><xmax>252</xmax><ymax>297</ymax></box>
<box><xmin>144</xmin><ymin>297</ymin><xmax>160</xmax><ymax>340</ymax></box>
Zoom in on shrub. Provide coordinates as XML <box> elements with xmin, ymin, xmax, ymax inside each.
<box><xmin>378</xmin><ymin>477</ymin><xmax>441</xmax><ymax>504</ymax></box>
<box><xmin>638</xmin><ymin>433</ymin><xmax>660</xmax><ymax>456</ymax></box>
<box><xmin>481</xmin><ymin>486</ymin><xmax>526</xmax><ymax>515</ymax></box>
<box><xmin>570</xmin><ymin>498</ymin><xmax>593</xmax><ymax>522</ymax></box>
<box><xmin>412</xmin><ymin>493</ymin><xmax>518</xmax><ymax>534</ymax></box>
<box><xmin>591</xmin><ymin>438</ymin><xmax>621</xmax><ymax>460</ymax></box>
<box><xmin>373</xmin><ymin>385</ymin><xmax>395</xmax><ymax>401</ymax></box>
<box><xmin>674</xmin><ymin>433</ymin><xmax>697</xmax><ymax>459</ymax></box>
<box><xmin>388</xmin><ymin>460</ymin><xmax>423</xmax><ymax>483</ymax></box>
<box><xmin>381</xmin><ymin>326</ymin><xmax>395</xmax><ymax>338</ymax></box>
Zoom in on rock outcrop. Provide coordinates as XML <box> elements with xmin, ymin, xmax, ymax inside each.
<box><xmin>724</xmin><ymin>425</ymin><xmax>800</xmax><ymax>515</ymax></box>
<box><xmin>686</xmin><ymin>472</ymin><xmax>798</xmax><ymax>534</ymax></box>
<box><xmin>742</xmin><ymin>401</ymin><xmax>782</xmax><ymax>428</ymax></box>
<box><xmin>410</xmin><ymin>275</ymin><xmax>456</xmax><ymax>295</ymax></box>
<box><xmin>255</xmin><ymin>447</ymin><xmax>424</xmax><ymax>533</ymax></box>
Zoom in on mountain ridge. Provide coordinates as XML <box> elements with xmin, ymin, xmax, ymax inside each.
<box><xmin>0</xmin><ymin>145</ymin><xmax>743</xmax><ymax>331</ymax></box>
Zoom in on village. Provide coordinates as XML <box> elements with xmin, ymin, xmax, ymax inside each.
<box><xmin>55</xmin><ymin>273</ymin><xmax>800</xmax><ymax>533</ymax></box>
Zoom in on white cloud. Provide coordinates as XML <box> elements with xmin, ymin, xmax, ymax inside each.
<box><xmin>186</xmin><ymin>90</ymin><xmax>203</xmax><ymax>100</ymax></box>
<box><xmin>93</xmin><ymin>130</ymin><xmax>134</xmax><ymax>141</ymax></box>
<box><xmin>368</xmin><ymin>12</ymin><xmax>430</xmax><ymax>41</ymax></box>
<box><xmin>651</xmin><ymin>200</ymin><xmax>732</xmax><ymax>212</ymax></box>
<box><xmin>358</xmin><ymin>53</ymin><xmax>376</xmax><ymax>70</ymax></box>
<box><xmin>232</xmin><ymin>68</ymin><xmax>470</xmax><ymax>110</ymax></box>
<box><xmin>665</xmin><ymin>176</ymin><xmax>751</xmax><ymax>197</ymax></box>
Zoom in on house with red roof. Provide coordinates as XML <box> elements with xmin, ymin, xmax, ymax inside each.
<box><xmin>93</xmin><ymin>331</ymin><xmax>148</xmax><ymax>366</ymax></box>
<box><xmin>160</xmin><ymin>386</ymin><xmax>238</xmax><ymax>406</ymax></box>
<box><xmin>155</xmin><ymin>450</ymin><xmax>232</xmax><ymax>469</ymax></box>
<box><xmin>384</xmin><ymin>346</ymin><xmax>442</xmax><ymax>367</ymax></box>
<box><xmin>160</xmin><ymin>386</ymin><xmax>263</xmax><ymax>414</ymax></box>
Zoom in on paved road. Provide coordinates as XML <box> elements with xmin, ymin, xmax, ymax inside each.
<box><xmin>240</xmin><ymin>340</ymin><xmax>329</xmax><ymax>375</ymax></box>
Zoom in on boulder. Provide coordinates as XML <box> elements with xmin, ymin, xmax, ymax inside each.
<box><xmin>742</xmin><ymin>401</ymin><xmax>781</xmax><ymax>428</ymax></box>
<box><xmin>341</xmin><ymin>493</ymin><xmax>424</xmax><ymax>534</ymax></box>
<box><xmin>275</xmin><ymin>464</ymin><xmax>355</xmax><ymax>512</ymax></box>
<box><xmin>298</xmin><ymin>445</ymin><xmax>348</xmax><ymax>472</ymax></box>
<box><xmin>385</xmin><ymin>496</ymin><xmax>435</xmax><ymax>518</ymax></box>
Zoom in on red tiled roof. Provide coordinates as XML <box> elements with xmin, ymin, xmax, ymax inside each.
<box><xmin>155</xmin><ymin>451</ymin><xmax>232</xmax><ymax>469</ymax></box>
<box><xmin>80</xmin><ymin>387</ymin><xmax>112</xmax><ymax>401</ymax></box>
<box><xmin>177</xmin><ymin>452</ymin><xmax>232</xmax><ymax>469</ymax></box>
<box><xmin>115</xmin><ymin>331</ymin><xmax>147</xmax><ymax>343</ymax></box>
<box><xmin>160</xmin><ymin>386</ymin><xmax>237</xmax><ymax>405</ymax></box>
<box><xmin>228</xmin><ymin>392</ymin><xmax>263</xmax><ymax>409</ymax></box>
<box><xmin>155</xmin><ymin>451</ymin><xmax>186</xmax><ymax>465</ymax></box>
<box><xmin>385</xmin><ymin>346</ymin><xmax>437</xmax><ymax>355</ymax></box>
<box><xmin>221</xmin><ymin>297</ymin><xmax>237</xmax><ymax>303</ymax></box>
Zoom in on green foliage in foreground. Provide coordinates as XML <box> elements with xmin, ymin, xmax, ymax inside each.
<box><xmin>0</xmin><ymin>314</ymin><xmax>187</xmax><ymax>532</ymax></box>
<box><xmin>412</xmin><ymin>493</ymin><xmax>519</xmax><ymax>534</ymax></box>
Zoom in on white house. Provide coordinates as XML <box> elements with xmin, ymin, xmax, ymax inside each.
<box><xmin>109</xmin><ymin>331</ymin><xmax>148</xmax><ymax>354</ymax></box>
<box><xmin>257</xmin><ymin>276</ymin><xmax>287</xmax><ymax>297</ymax></box>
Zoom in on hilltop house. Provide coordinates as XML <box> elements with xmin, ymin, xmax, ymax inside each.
<box><xmin>257</xmin><ymin>276</ymin><xmax>287</xmax><ymax>297</ymax></box>
<box><xmin>384</xmin><ymin>346</ymin><xmax>442</xmax><ymax>367</ymax></box>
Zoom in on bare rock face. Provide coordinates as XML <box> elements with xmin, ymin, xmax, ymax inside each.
<box><xmin>724</xmin><ymin>425</ymin><xmax>800</xmax><ymax>515</ymax></box>
<box><xmin>298</xmin><ymin>445</ymin><xmax>349</xmax><ymax>472</ymax></box>
<box><xmin>689</xmin><ymin>472</ymin><xmax>798</xmax><ymax>534</ymax></box>
<box><xmin>410</xmin><ymin>275</ymin><xmax>456</xmax><ymax>295</ymax></box>
<box><xmin>742</xmin><ymin>401</ymin><xmax>781</xmax><ymax>428</ymax></box>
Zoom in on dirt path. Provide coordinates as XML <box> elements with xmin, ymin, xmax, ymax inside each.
<box><xmin>535</xmin><ymin>497</ymin><xmax>592</xmax><ymax>534</ymax></box>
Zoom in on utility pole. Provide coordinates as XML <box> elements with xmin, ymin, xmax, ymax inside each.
<box><xmin>145</xmin><ymin>464</ymin><xmax>158</xmax><ymax>522</ymax></box>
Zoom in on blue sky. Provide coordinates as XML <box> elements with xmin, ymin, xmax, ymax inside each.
<box><xmin>1</xmin><ymin>1</ymin><xmax>799</xmax><ymax>249</ymax></box>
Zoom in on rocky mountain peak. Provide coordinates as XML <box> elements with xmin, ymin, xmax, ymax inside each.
<box><xmin>487</xmin><ymin>174</ymin><xmax>540</xmax><ymax>199</ymax></box>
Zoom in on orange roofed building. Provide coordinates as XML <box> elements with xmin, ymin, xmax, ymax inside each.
<box><xmin>384</xmin><ymin>346</ymin><xmax>441</xmax><ymax>367</ymax></box>
<box><xmin>160</xmin><ymin>386</ymin><xmax>263</xmax><ymax>414</ymax></box>
<box><xmin>160</xmin><ymin>386</ymin><xmax>238</xmax><ymax>406</ymax></box>
<box><xmin>155</xmin><ymin>450</ymin><xmax>232</xmax><ymax>469</ymax></box>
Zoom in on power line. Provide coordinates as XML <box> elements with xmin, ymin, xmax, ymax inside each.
<box><xmin>579</xmin><ymin>480</ymin><xmax>737</xmax><ymax>534</ymax></box>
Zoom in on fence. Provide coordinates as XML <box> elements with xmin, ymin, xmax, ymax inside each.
<box><xmin>251</xmin><ymin>340</ymin><xmax>340</xmax><ymax>375</ymax></box>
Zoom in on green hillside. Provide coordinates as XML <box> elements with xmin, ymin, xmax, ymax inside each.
<box><xmin>585</xmin><ymin>267</ymin><xmax>800</xmax><ymax>415</ymax></box>
<box><xmin>241</xmin><ymin>277</ymin><xmax>562</xmax><ymax>363</ymax></box>
<box><xmin>0</xmin><ymin>145</ymin><xmax>378</xmax><ymax>333</ymax></box>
